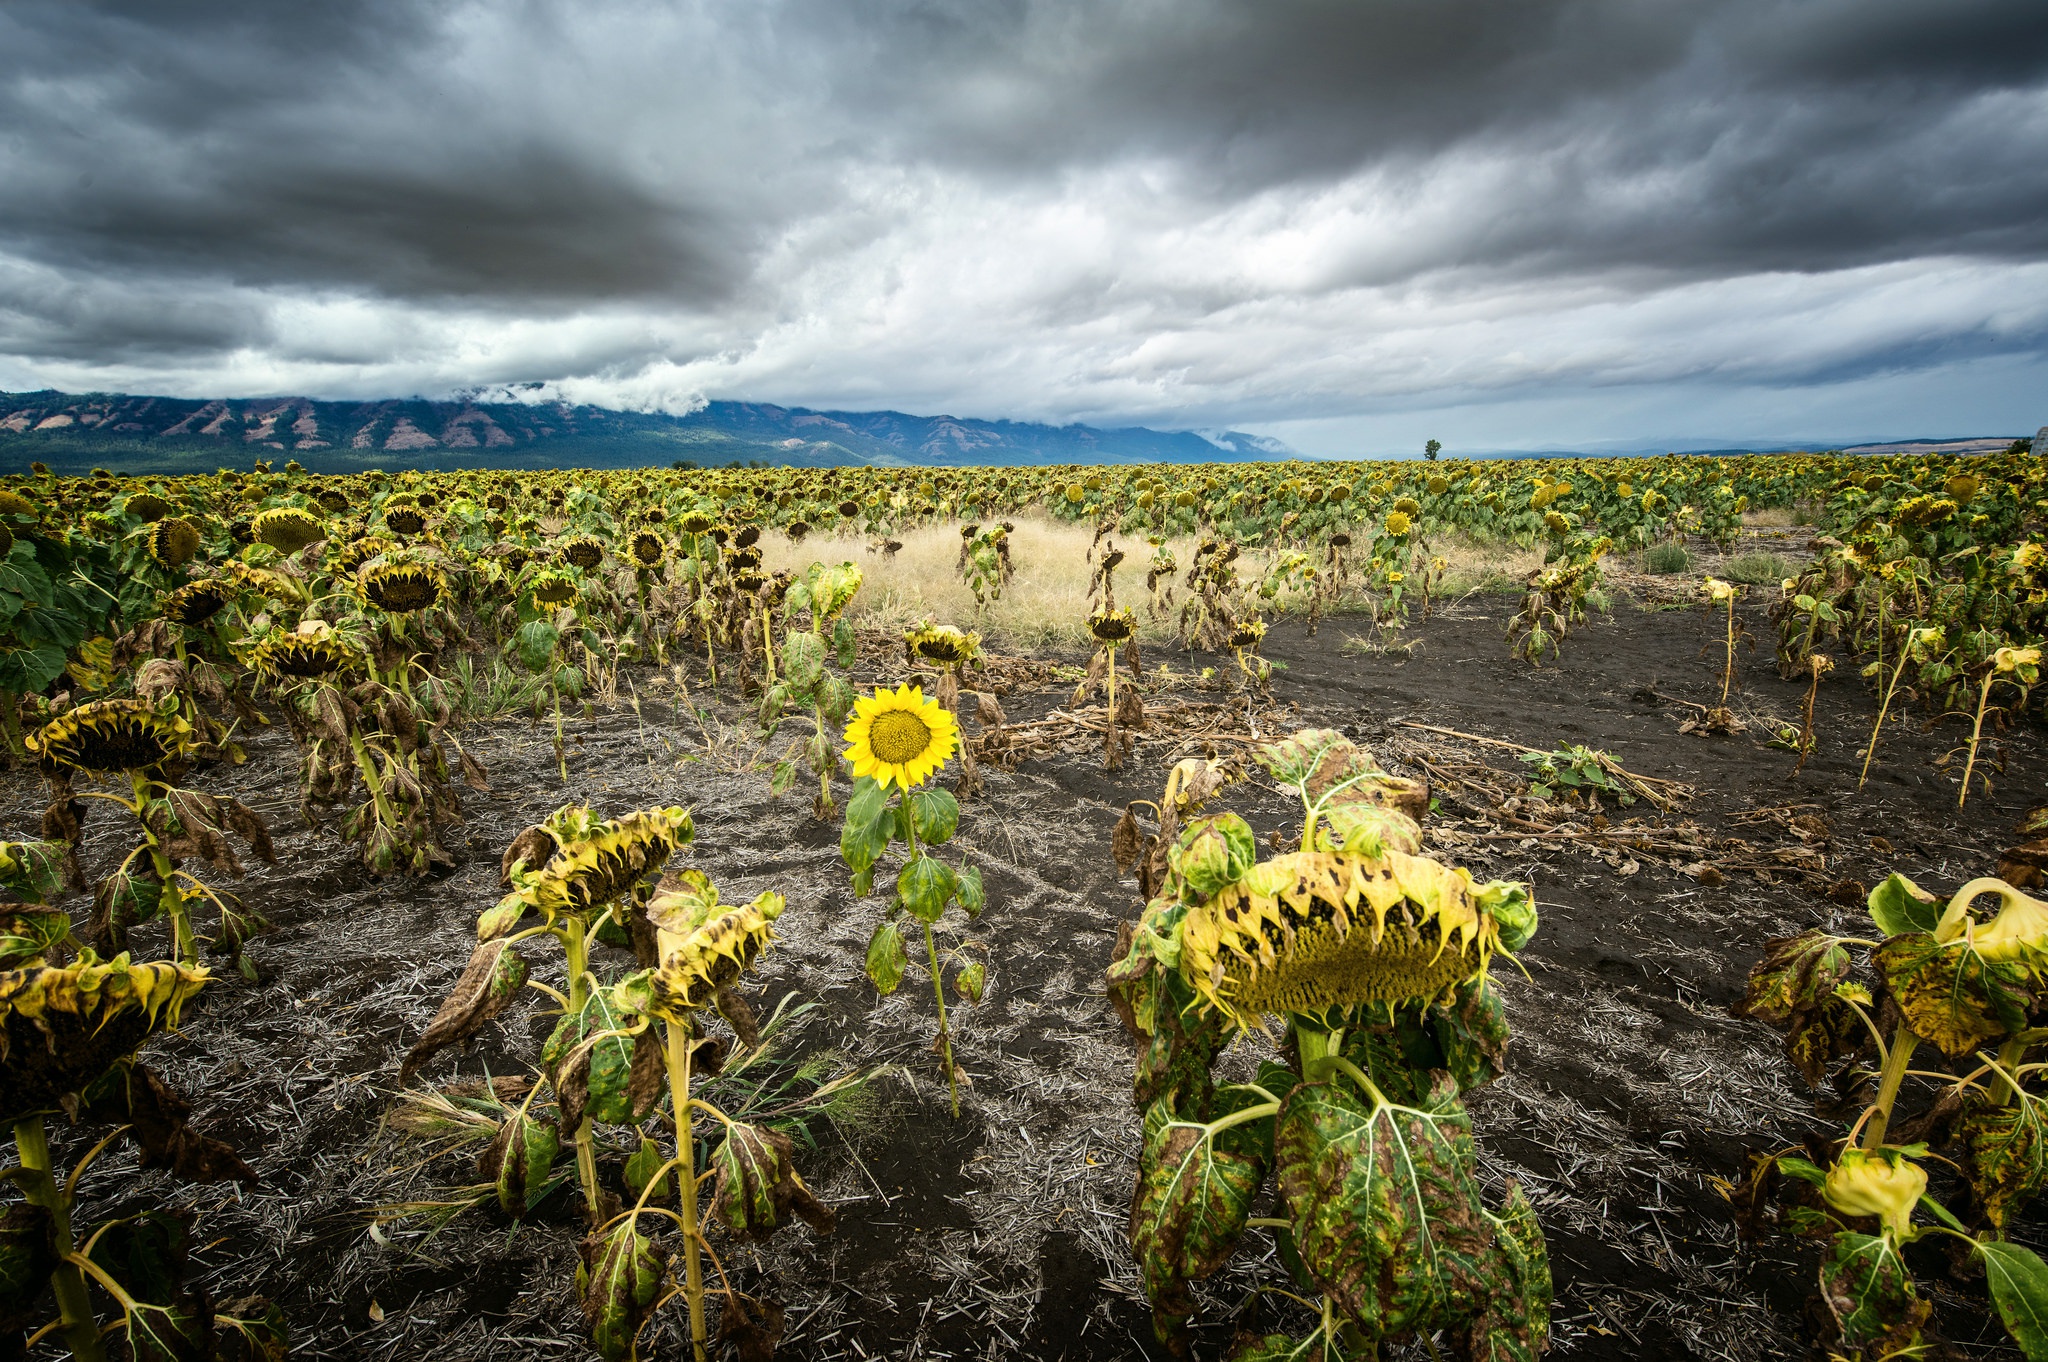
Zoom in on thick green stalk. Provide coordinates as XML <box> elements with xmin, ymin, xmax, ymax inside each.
<box><xmin>1862</xmin><ymin>1024</ymin><xmax>1919</xmax><ymax>1150</ymax></box>
<box><xmin>664</xmin><ymin>1018</ymin><xmax>708</xmax><ymax>1362</ymax></box>
<box><xmin>131</xmin><ymin>772</ymin><xmax>194</xmax><ymax>965</ymax></box>
<box><xmin>14</xmin><ymin>1117</ymin><xmax>106</xmax><ymax>1362</ymax></box>
<box><xmin>346</xmin><ymin>728</ymin><xmax>401</xmax><ymax>833</ymax></box>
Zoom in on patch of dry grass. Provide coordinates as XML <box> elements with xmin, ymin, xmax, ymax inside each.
<box><xmin>760</xmin><ymin>516</ymin><xmax>1543</xmax><ymax>648</ymax></box>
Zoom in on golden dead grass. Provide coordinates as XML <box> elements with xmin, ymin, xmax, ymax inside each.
<box><xmin>759</xmin><ymin>514</ymin><xmax>1540</xmax><ymax>648</ymax></box>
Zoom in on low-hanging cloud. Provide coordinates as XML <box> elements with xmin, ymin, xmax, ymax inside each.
<box><xmin>1</xmin><ymin>0</ymin><xmax>2043</xmax><ymax>450</ymax></box>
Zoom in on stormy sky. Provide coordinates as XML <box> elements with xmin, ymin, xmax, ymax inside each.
<box><xmin>2</xmin><ymin>0</ymin><xmax>2045</xmax><ymax>455</ymax></box>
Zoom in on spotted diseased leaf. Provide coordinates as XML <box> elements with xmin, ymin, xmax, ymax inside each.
<box><xmin>481</xmin><ymin>1112</ymin><xmax>561</xmax><ymax>1218</ymax></box>
<box><xmin>1733</xmin><ymin>930</ymin><xmax>1864</xmax><ymax>1086</ymax></box>
<box><xmin>1979</xmin><ymin>1240</ymin><xmax>2048</xmax><ymax>1362</ymax></box>
<box><xmin>576</xmin><ymin>1220</ymin><xmax>669</xmax><ymax>1362</ymax></box>
<box><xmin>1736</xmin><ymin>930</ymin><xmax>1854</xmax><ymax>1027</ymax></box>
<box><xmin>1430</xmin><ymin>976</ymin><xmax>1512</xmax><ymax>1094</ymax></box>
<box><xmin>953</xmin><ymin>959</ymin><xmax>987</xmax><ymax>1004</ymax></box>
<box><xmin>1959</xmin><ymin>1092</ymin><xmax>2048</xmax><ymax>1234</ymax></box>
<box><xmin>865</xmin><ymin>919</ymin><xmax>908</xmax><ymax>995</ymax></box>
<box><xmin>1130</xmin><ymin>1093</ymin><xmax>1269</xmax><ymax>1345</ymax></box>
<box><xmin>1273</xmin><ymin>1073</ymin><xmax>1497</xmax><ymax>1342</ymax></box>
<box><xmin>399</xmin><ymin>939</ymin><xmax>530</xmax><ymax>1083</ymax></box>
<box><xmin>0</xmin><ymin>906</ymin><xmax>69</xmax><ymax>968</ymax></box>
<box><xmin>549</xmin><ymin>1016</ymin><xmax>664</xmax><ymax>1133</ymax></box>
<box><xmin>709</xmin><ymin>1122</ymin><xmax>836</xmax><ymax>1241</ymax></box>
<box><xmin>1875</xmin><ymin>931</ymin><xmax>2030</xmax><ymax>1058</ymax></box>
<box><xmin>1132</xmin><ymin>975</ymin><xmax>1231</xmax><ymax>1116</ymax></box>
<box><xmin>1456</xmin><ymin>1182</ymin><xmax>1553</xmax><ymax>1362</ymax></box>
<box><xmin>1818</xmin><ymin>1231</ymin><xmax>1928</xmax><ymax>1359</ymax></box>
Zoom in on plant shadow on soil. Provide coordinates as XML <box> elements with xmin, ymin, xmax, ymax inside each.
<box><xmin>9</xmin><ymin>574</ymin><xmax>2046</xmax><ymax>1360</ymax></box>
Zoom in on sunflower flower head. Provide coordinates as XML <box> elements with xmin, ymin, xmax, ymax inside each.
<box><xmin>28</xmin><ymin>699</ymin><xmax>193</xmax><ymax>775</ymax></box>
<box><xmin>528</xmin><ymin>568</ymin><xmax>579</xmax><ymax>606</ymax></box>
<box><xmin>251</xmin><ymin>619</ymin><xmax>361</xmax><ymax>680</ymax></box>
<box><xmin>1088</xmin><ymin>608</ymin><xmax>1136</xmax><ymax>645</ymax></box>
<box><xmin>147</xmin><ymin>517</ymin><xmax>203</xmax><ymax>568</ymax></box>
<box><xmin>906</xmin><ymin>622</ymin><xmax>982</xmax><ymax>668</ymax></box>
<box><xmin>253</xmin><ymin>506</ymin><xmax>326</xmax><ymax>553</ymax></box>
<box><xmin>843</xmin><ymin>684</ymin><xmax>959</xmax><ymax>791</ymax></box>
<box><xmin>628</xmin><ymin>530</ymin><xmax>666</xmax><ymax>567</ymax></box>
<box><xmin>643</xmin><ymin>870</ymin><xmax>784</xmax><ymax>1018</ymax></box>
<box><xmin>159</xmin><ymin>579</ymin><xmax>233</xmax><ymax>628</ymax></box>
<box><xmin>511</xmin><ymin>806</ymin><xmax>695</xmax><ymax>923</ymax></box>
<box><xmin>357</xmin><ymin>557</ymin><xmax>446</xmax><ymax>615</ymax></box>
<box><xmin>562</xmin><ymin>535</ymin><xmax>606</xmax><ymax>570</ymax></box>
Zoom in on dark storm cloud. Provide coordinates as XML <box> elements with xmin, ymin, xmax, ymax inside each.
<box><xmin>0</xmin><ymin>0</ymin><xmax>2043</xmax><ymax>428</ymax></box>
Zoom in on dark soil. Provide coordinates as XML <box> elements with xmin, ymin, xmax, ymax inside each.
<box><xmin>12</xmin><ymin>553</ymin><xmax>2046</xmax><ymax>1361</ymax></box>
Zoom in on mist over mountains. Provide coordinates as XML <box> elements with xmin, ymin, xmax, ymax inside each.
<box><xmin>0</xmin><ymin>390</ymin><xmax>1291</xmax><ymax>472</ymax></box>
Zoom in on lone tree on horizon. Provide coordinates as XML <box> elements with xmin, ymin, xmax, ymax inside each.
<box><xmin>1424</xmin><ymin>438</ymin><xmax>1441</xmax><ymax>460</ymax></box>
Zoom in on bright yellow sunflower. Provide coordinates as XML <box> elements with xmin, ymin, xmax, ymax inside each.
<box><xmin>843</xmin><ymin>684</ymin><xmax>959</xmax><ymax>791</ymax></box>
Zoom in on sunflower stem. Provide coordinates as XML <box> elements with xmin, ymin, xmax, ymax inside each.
<box><xmin>1861</xmin><ymin>1023</ymin><xmax>1919</xmax><ymax>1151</ymax></box>
<box><xmin>1958</xmin><ymin>670</ymin><xmax>1997</xmax><ymax>809</ymax></box>
<box><xmin>14</xmin><ymin>1116</ymin><xmax>105</xmax><ymax>1362</ymax></box>
<box><xmin>923</xmin><ymin>920</ymin><xmax>959</xmax><ymax>1120</ymax></box>
<box><xmin>665</xmin><ymin>1017</ymin><xmax>709</xmax><ymax>1362</ymax></box>
<box><xmin>132</xmin><ymin>770</ymin><xmax>196</xmax><ymax>965</ymax></box>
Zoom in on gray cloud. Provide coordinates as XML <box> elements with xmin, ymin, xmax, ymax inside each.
<box><xmin>0</xmin><ymin>0</ymin><xmax>2043</xmax><ymax>444</ymax></box>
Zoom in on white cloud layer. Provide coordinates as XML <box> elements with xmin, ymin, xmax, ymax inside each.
<box><xmin>1</xmin><ymin>0</ymin><xmax>2044</xmax><ymax>454</ymax></box>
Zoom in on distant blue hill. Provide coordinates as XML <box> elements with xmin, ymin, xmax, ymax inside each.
<box><xmin>0</xmin><ymin>390</ymin><xmax>1294</xmax><ymax>473</ymax></box>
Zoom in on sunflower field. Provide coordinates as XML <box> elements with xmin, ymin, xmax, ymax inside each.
<box><xmin>2</xmin><ymin>443</ymin><xmax>2046</xmax><ymax>1362</ymax></box>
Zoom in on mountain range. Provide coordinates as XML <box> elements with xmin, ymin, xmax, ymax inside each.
<box><xmin>0</xmin><ymin>390</ymin><xmax>1293</xmax><ymax>472</ymax></box>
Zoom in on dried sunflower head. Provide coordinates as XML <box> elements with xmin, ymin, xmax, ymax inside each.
<box><xmin>159</xmin><ymin>579</ymin><xmax>233</xmax><ymax>628</ymax></box>
<box><xmin>124</xmin><ymin>491</ymin><xmax>173</xmax><ymax>523</ymax></box>
<box><xmin>906</xmin><ymin>622</ymin><xmax>982</xmax><ymax>668</ymax></box>
<box><xmin>148</xmin><ymin>517</ymin><xmax>204</xmax><ymax>568</ymax></box>
<box><xmin>357</xmin><ymin>558</ymin><xmax>446</xmax><ymax>614</ymax></box>
<box><xmin>678</xmin><ymin>511</ymin><xmax>716</xmax><ymax>536</ymax></box>
<box><xmin>628</xmin><ymin>530</ymin><xmax>666</xmax><ymax>567</ymax></box>
<box><xmin>1176</xmin><ymin>848</ymin><xmax>1505</xmax><ymax>1027</ymax></box>
<box><xmin>562</xmin><ymin>535</ymin><xmax>606</xmax><ymax>570</ymax></box>
<box><xmin>644</xmin><ymin>874</ymin><xmax>784</xmax><ymax>1018</ymax></box>
<box><xmin>509</xmin><ymin>806</ymin><xmax>695</xmax><ymax>922</ymax></box>
<box><xmin>252</xmin><ymin>620</ymin><xmax>361</xmax><ymax>680</ymax></box>
<box><xmin>381</xmin><ymin>503</ymin><xmax>429</xmax><ymax>537</ymax></box>
<box><xmin>1229</xmin><ymin>617</ymin><xmax>1266</xmax><ymax>650</ymax></box>
<box><xmin>2</xmin><ymin>950</ymin><xmax>211</xmax><ymax>1119</ymax></box>
<box><xmin>528</xmin><ymin>568</ymin><xmax>579</xmax><ymax>606</ymax></box>
<box><xmin>1088</xmin><ymin>608</ymin><xmax>1136</xmax><ymax>644</ymax></box>
<box><xmin>28</xmin><ymin>699</ymin><xmax>193</xmax><ymax>775</ymax></box>
<box><xmin>253</xmin><ymin>506</ymin><xmax>326</xmax><ymax>553</ymax></box>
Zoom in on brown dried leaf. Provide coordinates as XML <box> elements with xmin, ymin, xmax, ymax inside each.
<box><xmin>500</xmin><ymin>826</ymin><xmax>556</xmax><ymax>886</ymax></box>
<box><xmin>399</xmin><ymin>940</ymin><xmax>529</xmax><ymax>1084</ymax></box>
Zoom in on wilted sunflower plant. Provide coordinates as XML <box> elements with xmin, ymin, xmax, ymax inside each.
<box><xmin>1105</xmin><ymin>729</ymin><xmax>1549</xmax><ymax>1360</ymax></box>
<box><xmin>1080</xmin><ymin>541</ymin><xmax>1144</xmax><ymax>769</ymax></box>
<box><xmin>1726</xmin><ymin>871</ymin><xmax>2048</xmax><ymax>1358</ymax></box>
<box><xmin>400</xmin><ymin>810</ymin><xmax>842</xmax><ymax>1362</ymax></box>
<box><xmin>26</xmin><ymin>697</ymin><xmax>276</xmax><ymax>973</ymax></box>
<box><xmin>760</xmin><ymin>561</ymin><xmax>863</xmax><ymax>818</ymax></box>
<box><xmin>1</xmin><ymin>837</ymin><xmax>281</xmax><ymax>1362</ymax></box>
<box><xmin>839</xmin><ymin>684</ymin><xmax>988</xmax><ymax>1117</ymax></box>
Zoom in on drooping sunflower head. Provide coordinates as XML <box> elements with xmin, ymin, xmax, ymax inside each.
<box><xmin>1330</xmin><ymin>532</ymin><xmax>1351</xmax><ymax>549</ymax></box>
<box><xmin>734</xmin><ymin>524</ymin><xmax>761</xmax><ymax>549</ymax></box>
<box><xmin>147</xmin><ymin>517</ymin><xmax>204</xmax><ymax>568</ymax></box>
<box><xmin>252</xmin><ymin>620</ymin><xmax>362</xmax><ymax>680</ymax></box>
<box><xmin>786</xmin><ymin>520</ymin><xmax>811</xmax><ymax>542</ymax></box>
<box><xmin>1176</xmin><ymin>849</ymin><xmax>1506</xmax><ymax>1028</ymax></box>
<box><xmin>1229</xmin><ymin>617</ymin><xmax>1267</xmax><ymax>650</ymax></box>
<box><xmin>381</xmin><ymin>503</ymin><xmax>429</xmax><ymax>537</ymax></box>
<box><xmin>253</xmin><ymin>506</ymin><xmax>326</xmax><ymax>553</ymax></box>
<box><xmin>906</xmin><ymin>622</ymin><xmax>982</xmax><ymax>668</ymax></box>
<box><xmin>628</xmin><ymin>530</ymin><xmax>665</xmax><ymax>567</ymax></box>
<box><xmin>677</xmin><ymin>511</ymin><xmax>716</xmax><ymax>536</ymax></box>
<box><xmin>843</xmin><ymin>684</ymin><xmax>960</xmax><ymax>791</ymax></box>
<box><xmin>837</xmin><ymin>499</ymin><xmax>861</xmax><ymax>519</ymax></box>
<box><xmin>28</xmin><ymin>699</ymin><xmax>194</xmax><ymax>775</ymax></box>
<box><xmin>2</xmin><ymin>951</ymin><xmax>211</xmax><ymax>1119</ymax></box>
<box><xmin>0</xmin><ymin>489</ymin><xmax>40</xmax><ymax>521</ymax></box>
<box><xmin>562</xmin><ymin>535</ymin><xmax>606</xmax><ymax>570</ymax></box>
<box><xmin>358</xmin><ymin>558</ymin><xmax>446</xmax><ymax>614</ymax></box>
<box><xmin>519</xmin><ymin>806</ymin><xmax>695</xmax><ymax>920</ymax></box>
<box><xmin>1088</xmin><ymin>607</ymin><xmax>1136</xmax><ymax>644</ymax></box>
<box><xmin>528</xmin><ymin>568</ymin><xmax>579</xmax><ymax>606</ymax></box>
<box><xmin>159</xmin><ymin>579</ymin><xmax>233</xmax><ymax>628</ymax></box>
<box><xmin>646</xmin><ymin>875</ymin><xmax>784</xmax><ymax>1018</ymax></box>
<box><xmin>124</xmin><ymin>491</ymin><xmax>173</xmax><ymax>523</ymax></box>
<box><xmin>316</xmin><ymin>489</ymin><xmax>350</xmax><ymax>513</ymax></box>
